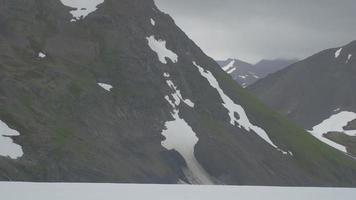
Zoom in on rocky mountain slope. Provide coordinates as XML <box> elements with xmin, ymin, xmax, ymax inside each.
<box><xmin>254</xmin><ymin>59</ymin><xmax>299</xmax><ymax>78</ymax></box>
<box><xmin>217</xmin><ymin>58</ymin><xmax>297</xmax><ymax>87</ymax></box>
<box><xmin>0</xmin><ymin>0</ymin><xmax>356</xmax><ymax>186</ymax></box>
<box><xmin>249</xmin><ymin>41</ymin><xmax>356</xmax><ymax>156</ymax></box>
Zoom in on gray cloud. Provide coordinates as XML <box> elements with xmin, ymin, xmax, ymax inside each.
<box><xmin>154</xmin><ymin>0</ymin><xmax>356</xmax><ymax>63</ymax></box>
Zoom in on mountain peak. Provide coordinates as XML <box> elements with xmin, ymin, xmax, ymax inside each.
<box><xmin>1</xmin><ymin>0</ymin><xmax>356</xmax><ymax>187</ymax></box>
<box><xmin>217</xmin><ymin>58</ymin><xmax>297</xmax><ymax>87</ymax></box>
<box><xmin>250</xmin><ymin>40</ymin><xmax>356</xmax><ymax>156</ymax></box>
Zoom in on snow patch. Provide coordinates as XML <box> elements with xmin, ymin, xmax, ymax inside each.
<box><xmin>161</xmin><ymin>110</ymin><xmax>212</xmax><ymax>184</ymax></box>
<box><xmin>38</xmin><ymin>52</ymin><xmax>46</xmax><ymax>58</ymax></box>
<box><xmin>98</xmin><ymin>83</ymin><xmax>113</xmax><ymax>92</ymax></box>
<box><xmin>146</xmin><ymin>36</ymin><xmax>178</xmax><ymax>64</ymax></box>
<box><xmin>150</xmin><ymin>18</ymin><xmax>156</xmax><ymax>26</ymax></box>
<box><xmin>60</xmin><ymin>0</ymin><xmax>104</xmax><ymax>22</ymax></box>
<box><xmin>334</xmin><ymin>108</ymin><xmax>341</xmax><ymax>112</ymax></box>
<box><xmin>249</xmin><ymin>72</ymin><xmax>259</xmax><ymax>79</ymax></box>
<box><xmin>335</xmin><ymin>48</ymin><xmax>342</xmax><ymax>58</ymax></box>
<box><xmin>309</xmin><ymin>111</ymin><xmax>356</xmax><ymax>153</ymax></box>
<box><xmin>346</xmin><ymin>54</ymin><xmax>352</xmax><ymax>63</ymax></box>
<box><xmin>227</xmin><ymin>67</ymin><xmax>236</xmax><ymax>74</ymax></box>
<box><xmin>193</xmin><ymin>61</ymin><xmax>288</xmax><ymax>154</ymax></box>
<box><xmin>164</xmin><ymin>73</ymin><xmax>194</xmax><ymax>108</ymax></box>
<box><xmin>239</xmin><ymin>75</ymin><xmax>248</xmax><ymax>79</ymax></box>
<box><xmin>222</xmin><ymin>60</ymin><xmax>235</xmax><ymax>71</ymax></box>
<box><xmin>165</xmin><ymin>79</ymin><xmax>194</xmax><ymax>108</ymax></box>
<box><xmin>162</xmin><ymin>73</ymin><xmax>212</xmax><ymax>184</ymax></box>
<box><xmin>288</xmin><ymin>151</ymin><xmax>294</xmax><ymax>156</ymax></box>
<box><xmin>0</xmin><ymin>120</ymin><xmax>23</xmax><ymax>159</ymax></box>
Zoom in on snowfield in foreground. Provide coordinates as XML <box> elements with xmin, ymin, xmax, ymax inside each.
<box><xmin>0</xmin><ymin>182</ymin><xmax>355</xmax><ymax>200</ymax></box>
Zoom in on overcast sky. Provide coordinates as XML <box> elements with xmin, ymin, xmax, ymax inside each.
<box><xmin>154</xmin><ymin>0</ymin><xmax>356</xmax><ymax>63</ymax></box>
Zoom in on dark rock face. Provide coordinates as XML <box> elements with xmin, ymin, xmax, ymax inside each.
<box><xmin>217</xmin><ymin>58</ymin><xmax>297</xmax><ymax>87</ymax></box>
<box><xmin>0</xmin><ymin>0</ymin><xmax>356</xmax><ymax>186</ymax></box>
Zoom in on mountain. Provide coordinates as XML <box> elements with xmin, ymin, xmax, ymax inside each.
<box><xmin>216</xmin><ymin>58</ymin><xmax>255</xmax><ymax>88</ymax></box>
<box><xmin>217</xmin><ymin>58</ymin><xmax>297</xmax><ymax>87</ymax></box>
<box><xmin>0</xmin><ymin>0</ymin><xmax>356</xmax><ymax>186</ymax></box>
<box><xmin>254</xmin><ymin>59</ymin><xmax>299</xmax><ymax>78</ymax></box>
<box><xmin>249</xmin><ymin>41</ymin><xmax>356</xmax><ymax>156</ymax></box>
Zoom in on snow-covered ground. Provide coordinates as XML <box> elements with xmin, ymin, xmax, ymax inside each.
<box><xmin>309</xmin><ymin>111</ymin><xmax>356</xmax><ymax>153</ymax></box>
<box><xmin>193</xmin><ymin>62</ymin><xmax>290</xmax><ymax>155</ymax></box>
<box><xmin>146</xmin><ymin>35</ymin><xmax>178</xmax><ymax>64</ymax></box>
<box><xmin>0</xmin><ymin>120</ymin><xmax>23</xmax><ymax>159</ymax></box>
<box><xmin>59</xmin><ymin>0</ymin><xmax>104</xmax><ymax>22</ymax></box>
<box><xmin>0</xmin><ymin>182</ymin><xmax>355</xmax><ymax>200</ymax></box>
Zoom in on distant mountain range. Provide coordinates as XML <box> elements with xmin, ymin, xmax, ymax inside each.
<box><xmin>249</xmin><ymin>41</ymin><xmax>356</xmax><ymax>156</ymax></box>
<box><xmin>217</xmin><ymin>58</ymin><xmax>298</xmax><ymax>87</ymax></box>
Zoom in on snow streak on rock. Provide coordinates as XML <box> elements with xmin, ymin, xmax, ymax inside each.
<box><xmin>335</xmin><ymin>48</ymin><xmax>342</xmax><ymax>58</ymax></box>
<box><xmin>165</xmin><ymin>79</ymin><xmax>194</xmax><ymax>108</ymax></box>
<box><xmin>146</xmin><ymin>36</ymin><xmax>178</xmax><ymax>64</ymax></box>
<box><xmin>250</xmin><ymin>72</ymin><xmax>260</xmax><ymax>79</ymax></box>
<box><xmin>222</xmin><ymin>60</ymin><xmax>235</xmax><ymax>72</ymax></box>
<box><xmin>309</xmin><ymin>111</ymin><xmax>356</xmax><ymax>153</ymax></box>
<box><xmin>150</xmin><ymin>18</ymin><xmax>156</xmax><ymax>26</ymax></box>
<box><xmin>193</xmin><ymin>61</ymin><xmax>289</xmax><ymax>155</ymax></box>
<box><xmin>60</xmin><ymin>0</ymin><xmax>104</xmax><ymax>22</ymax></box>
<box><xmin>227</xmin><ymin>67</ymin><xmax>236</xmax><ymax>74</ymax></box>
<box><xmin>161</xmin><ymin>73</ymin><xmax>213</xmax><ymax>185</ymax></box>
<box><xmin>239</xmin><ymin>75</ymin><xmax>247</xmax><ymax>79</ymax></box>
<box><xmin>98</xmin><ymin>83</ymin><xmax>113</xmax><ymax>92</ymax></box>
<box><xmin>346</xmin><ymin>54</ymin><xmax>352</xmax><ymax>64</ymax></box>
<box><xmin>0</xmin><ymin>120</ymin><xmax>24</xmax><ymax>159</ymax></box>
<box><xmin>38</xmin><ymin>52</ymin><xmax>46</xmax><ymax>58</ymax></box>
